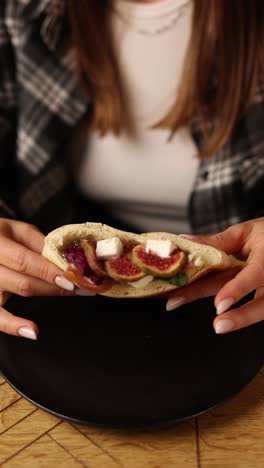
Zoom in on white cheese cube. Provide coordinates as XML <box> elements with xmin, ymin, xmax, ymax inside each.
<box><xmin>96</xmin><ymin>237</ymin><xmax>123</xmax><ymax>259</ymax></box>
<box><xmin>146</xmin><ymin>240</ymin><xmax>174</xmax><ymax>258</ymax></box>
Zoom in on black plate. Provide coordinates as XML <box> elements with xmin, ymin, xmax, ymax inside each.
<box><xmin>0</xmin><ymin>295</ymin><xmax>263</xmax><ymax>427</ymax></box>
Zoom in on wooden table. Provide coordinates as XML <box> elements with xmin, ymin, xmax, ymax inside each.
<box><xmin>0</xmin><ymin>368</ymin><xmax>263</xmax><ymax>467</ymax></box>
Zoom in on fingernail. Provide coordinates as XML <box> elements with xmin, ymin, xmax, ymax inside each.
<box><xmin>178</xmin><ymin>234</ymin><xmax>196</xmax><ymax>239</ymax></box>
<box><xmin>55</xmin><ymin>276</ymin><xmax>75</xmax><ymax>291</ymax></box>
<box><xmin>216</xmin><ymin>297</ymin><xmax>234</xmax><ymax>315</ymax></box>
<box><xmin>18</xmin><ymin>327</ymin><xmax>37</xmax><ymax>340</ymax></box>
<box><xmin>75</xmin><ymin>288</ymin><xmax>96</xmax><ymax>296</ymax></box>
<box><xmin>166</xmin><ymin>297</ymin><xmax>186</xmax><ymax>312</ymax></box>
<box><xmin>214</xmin><ymin>319</ymin><xmax>235</xmax><ymax>334</ymax></box>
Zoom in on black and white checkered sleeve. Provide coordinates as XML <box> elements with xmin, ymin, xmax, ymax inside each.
<box><xmin>0</xmin><ymin>1</ymin><xmax>18</xmax><ymax>219</ymax></box>
<box><xmin>238</xmin><ymin>102</ymin><xmax>264</xmax><ymax>222</ymax></box>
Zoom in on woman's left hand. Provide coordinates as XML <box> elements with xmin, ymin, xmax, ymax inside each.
<box><xmin>166</xmin><ymin>217</ymin><xmax>264</xmax><ymax>334</ymax></box>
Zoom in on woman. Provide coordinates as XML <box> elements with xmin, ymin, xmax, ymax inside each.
<box><xmin>0</xmin><ymin>0</ymin><xmax>263</xmax><ymax>339</ymax></box>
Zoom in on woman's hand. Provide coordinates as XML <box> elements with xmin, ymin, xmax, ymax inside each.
<box><xmin>166</xmin><ymin>217</ymin><xmax>264</xmax><ymax>334</ymax></box>
<box><xmin>0</xmin><ymin>218</ymin><xmax>79</xmax><ymax>339</ymax></box>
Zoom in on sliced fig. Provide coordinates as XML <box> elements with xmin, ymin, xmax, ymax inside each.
<box><xmin>81</xmin><ymin>240</ymin><xmax>107</xmax><ymax>277</ymax></box>
<box><xmin>64</xmin><ymin>265</ymin><xmax>114</xmax><ymax>293</ymax></box>
<box><xmin>123</xmin><ymin>240</ymin><xmax>139</xmax><ymax>254</ymax></box>
<box><xmin>105</xmin><ymin>254</ymin><xmax>145</xmax><ymax>282</ymax></box>
<box><xmin>132</xmin><ymin>245</ymin><xmax>186</xmax><ymax>278</ymax></box>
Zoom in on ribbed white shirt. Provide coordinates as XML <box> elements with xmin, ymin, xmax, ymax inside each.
<box><xmin>75</xmin><ymin>0</ymin><xmax>198</xmax><ymax>233</ymax></box>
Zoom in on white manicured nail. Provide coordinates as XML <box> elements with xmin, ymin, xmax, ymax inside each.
<box><xmin>75</xmin><ymin>288</ymin><xmax>96</xmax><ymax>296</ymax></box>
<box><xmin>216</xmin><ymin>297</ymin><xmax>234</xmax><ymax>315</ymax></box>
<box><xmin>18</xmin><ymin>327</ymin><xmax>37</xmax><ymax>340</ymax></box>
<box><xmin>166</xmin><ymin>297</ymin><xmax>186</xmax><ymax>311</ymax></box>
<box><xmin>214</xmin><ymin>319</ymin><xmax>234</xmax><ymax>334</ymax></box>
<box><xmin>55</xmin><ymin>276</ymin><xmax>75</xmax><ymax>291</ymax></box>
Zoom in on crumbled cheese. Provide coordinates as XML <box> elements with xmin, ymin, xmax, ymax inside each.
<box><xmin>194</xmin><ymin>256</ymin><xmax>204</xmax><ymax>267</ymax></box>
<box><xmin>96</xmin><ymin>237</ymin><xmax>123</xmax><ymax>259</ymax></box>
<box><xmin>188</xmin><ymin>252</ymin><xmax>204</xmax><ymax>267</ymax></box>
<box><xmin>146</xmin><ymin>240</ymin><xmax>174</xmax><ymax>258</ymax></box>
<box><xmin>188</xmin><ymin>252</ymin><xmax>195</xmax><ymax>262</ymax></box>
<box><xmin>128</xmin><ymin>275</ymin><xmax>154</xmax><ymax>289</ymax></box>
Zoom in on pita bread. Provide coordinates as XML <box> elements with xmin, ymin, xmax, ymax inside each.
<box><xmin>42</xmin><ymin>222</ymin><xmax>243</xmax><ymax>298</ymax></box>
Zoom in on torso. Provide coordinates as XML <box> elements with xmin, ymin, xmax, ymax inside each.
<box><xmin>72</xmin><ymin>0</ymin><xmax>198</xmax><ymax>234</ymax></box>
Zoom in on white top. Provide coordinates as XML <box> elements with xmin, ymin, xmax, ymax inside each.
<box><xmin>74</xmin><ymin>0</ymin><xmax>198</xmax><ymax>233</ymax></box>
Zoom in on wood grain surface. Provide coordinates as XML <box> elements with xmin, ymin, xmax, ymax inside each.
<box><xmin>0</xmin><ymin>369</ymin><xmax>263</xmax><ymax>467</ymax></box>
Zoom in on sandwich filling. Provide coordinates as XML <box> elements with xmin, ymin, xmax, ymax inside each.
<box><xmin>61</xmin><ymin>237</ymin><xmax>204</xmax><ymax>293</ymax></box>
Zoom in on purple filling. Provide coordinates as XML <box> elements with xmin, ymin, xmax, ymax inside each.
<box><xmin>64</xmin><ymin>244</ymin><xmax>102</xmax><ymax>285</ymax></box>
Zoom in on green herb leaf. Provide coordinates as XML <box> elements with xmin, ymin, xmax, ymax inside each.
<box><xmin>169</xmin><ymin>272</ymin><xmax>188</xmax><ymax>287</ymax></box>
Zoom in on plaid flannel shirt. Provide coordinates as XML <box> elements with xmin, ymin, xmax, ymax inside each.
<box><xmin>1</xmin><ymin>0</ymin><xmax>264</xmax><ymax>234</ymax></box>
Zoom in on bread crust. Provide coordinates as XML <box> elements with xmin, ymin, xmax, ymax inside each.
<box><xmin>42</xmin><ymin>223</ymin><xmax>240</xmax><ymax>298</ymax></box>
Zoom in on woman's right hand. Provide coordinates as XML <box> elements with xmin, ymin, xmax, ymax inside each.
<box><xmin>0</xmin><ymin>218</ymin><xmax>80</xmax><ymax>340</ymax></box>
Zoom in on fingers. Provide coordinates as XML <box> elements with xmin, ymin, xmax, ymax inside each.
<box><xmin>166</xmin><ymin>268</ymin><xmax>264</xmax><ymax>335</ymax></box>
<box><xmin>254</xmin><ymin>286</ymin><xmax>264</xmax><ymax>300</ymax></box>
<box><xmin>0</xmin><ymin>265</ymin><xmax>74</xmax><ymax>297</ymax></box>
<box><xmin>0</xmin><ymin>220</ymin><xmax>95</xmax><ymax>340</ymax></box>
<box><xmin>214</xmin><ymin>258</ymin><xmax>264</xmax><ymax>313</ymax></box>
<box><xmin>175</xmin><ymin>219</ymin><xmax>264</xmax><ymax>334</ymax></box>
<box><xmin>11</xmin><ymin>221</ymin><xmax>45</xmax><ymax>253</ymax></box>
<box><xmin>0</xmin><ymin>291</ymin><xmax>11</xmax><ymax>306</ymax></box>
<box><xmin>0</xmin><ymin>237</ymin><xmax>69</xmax><ymax>287</ymax></box>
<box><xmin>166</xmin><ymin>268</ymin><xmax>239</xmax><ymax>311</ymax></box>
<box><xmin>179</xmin><ymin>222</ymin><xmax>264</xmax><ymax>321</ymax></box>
<box><xmin>1</xmin><ymin>220</ymin><xmax>45</xmax><ymax>254</ymax></box>
<box><xmin>186</xmin><ymin>222</ymin><xmax>251</xmax><ymax>257</ymax></box>
<box><xmin>213</xmin><ymin>294</ymin><xmax>264</xmax><ymax>334</ymax></box>
<box><xmin>0</xmin><ymin>221</ymin><xmax>67</xmax><ymax>289</ymax></box>
<box><xmin>0</xmin><ymin>306</ymin><xmax>39</xmax><ymax>339</ymax></box>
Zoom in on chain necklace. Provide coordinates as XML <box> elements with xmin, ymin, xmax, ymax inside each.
<box><xmin>114</xmin><ymin>1</ymin><xmax>191</xmax><ymax>36</ymax></box>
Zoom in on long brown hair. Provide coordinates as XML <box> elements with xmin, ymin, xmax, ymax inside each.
<box><xmin>66</xmin><ymin>0</ymin><xmax>264</xmax><ymax>157</ymax></box>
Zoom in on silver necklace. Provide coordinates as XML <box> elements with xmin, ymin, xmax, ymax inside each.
<box><xmin>114</xmin><ymin>1</ymin><xmax>191</xmax><ymax>36</ymax></box>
